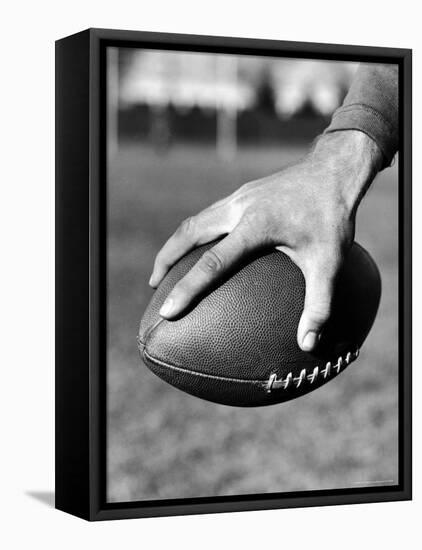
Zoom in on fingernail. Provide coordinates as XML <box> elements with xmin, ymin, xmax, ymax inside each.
<box><xmin>302</xmin><ymin>331</ymin><xmax>320</xmax><ymax>352</ymax></box>
<box><xmin>148</xmin><ymin>275</ymin><xmax>156</xmax><ymax>287</ymax></box>
<box><xmin>159</xmin><ymin>298</ymin><xmax>174</xmax><ymax>318</ymax></box>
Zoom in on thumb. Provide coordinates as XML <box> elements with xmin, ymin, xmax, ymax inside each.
<box><xmin>297</xmin><ymin>261</ymin><xmax>337</xmax><ymax>352</ymax></box>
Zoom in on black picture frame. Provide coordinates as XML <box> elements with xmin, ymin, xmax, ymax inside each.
<box><xmin>55</xmin><ymin>27</ymin><xmax>412</xmax><ymax>521</ymax></box>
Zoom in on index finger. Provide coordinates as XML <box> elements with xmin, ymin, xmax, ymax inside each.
<box><xmin>159</xmin><ymin>227</ymin><xmax>257</xmax><ymax>319</ymax></box>
<box><xmin>149</xmin><ymin>204</ymin><xmax>230</xmax><ymax>288</ymax></box>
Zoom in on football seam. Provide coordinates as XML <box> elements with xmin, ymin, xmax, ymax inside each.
<box><xmin>140</xmin><ymin>344</ymin><xmax>359</xmax><ymax>392</ymax></box>
<box><xmin>142</xmin><ymin>348</ymin><xmax>265</xmax><ymax>386</ymax></box>
<box><xmin>138</xmin><ymin>336</ymin><xmax>352</xmax><ymax>367</ymax></box>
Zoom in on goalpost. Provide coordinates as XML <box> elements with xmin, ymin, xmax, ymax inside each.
<box><xmin>216</xmin><ymin>55</ymin><xmax>238</xmax><ymax>161</ymax></box>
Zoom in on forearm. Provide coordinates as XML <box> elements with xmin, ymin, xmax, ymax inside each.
<box><xmin>324</xmin><ymin>63</ymin><xmax>399</xmax><ymax>168</ymax></box>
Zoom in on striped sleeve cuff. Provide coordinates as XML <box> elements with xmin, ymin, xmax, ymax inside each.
<box><xmin>324</xmin><ymin>103</ymin><xmax>398</xmax><ymax>168</ymax></box>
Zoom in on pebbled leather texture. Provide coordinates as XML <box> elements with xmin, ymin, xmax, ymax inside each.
<box><xmin>139</xmin><ymin>241</ymin><xmax>381</xmax><ymax>407</ymax></box>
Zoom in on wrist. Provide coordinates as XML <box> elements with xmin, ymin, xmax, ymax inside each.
<box><xmin>310</xmin><ymin>130</ymin><xmax>384</xmax><ymax>213</ymax></box>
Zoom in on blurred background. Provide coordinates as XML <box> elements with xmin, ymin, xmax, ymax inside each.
<box><xmin>106</xmin><ymin>48</ymin><xmax>398</xmax><ymax>502</ymax></box>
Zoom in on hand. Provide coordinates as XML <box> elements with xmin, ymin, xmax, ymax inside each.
<box><xmin>149</xmin><ymin>130</ymin><xmax>383</xmax><ymax>352</ymax></box>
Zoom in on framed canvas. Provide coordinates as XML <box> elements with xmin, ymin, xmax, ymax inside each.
<box><xmin>55</xmin><ymin>28</ymin><xmax>412</xmax><ymax>521</ymax></box>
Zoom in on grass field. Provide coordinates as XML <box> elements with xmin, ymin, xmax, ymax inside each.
<box><xmin>107</xmin><ymin>142</ymin><xmax>398</xmax><ymax>502</ymax></box>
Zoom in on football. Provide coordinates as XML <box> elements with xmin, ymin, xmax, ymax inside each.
<box><xmin>138</xmin><ymin>241</ymin><xmax>381</xmax><ymax>407</ymax></box>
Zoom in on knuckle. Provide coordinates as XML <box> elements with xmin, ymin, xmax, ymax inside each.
<box><xmin>235</xmin><ymin>180</ymin><xmax>254</xmax><ymax>195</ymax></box>
<box><xmin>171</xmin><ymin>280</ymin><xmax>190</xmax><ymax>299</ymax></box>
<box><xmin>239</xmin><ymin>207</ymin><xmax>273</xmax><ymax>245</ymax></box>
<box><xmin>238</xmin><ymin>210</ymin><xmax>259</xmax><ymax>238</ymax></box>
<box><xmin>198</xmin><ymin>249</ymin><xmax>224</xmax><ymax>275</ymax></box>
<box><xmin>226</xmin><ymin>194</ymin><xmax>246</xmax><ymax>222</ymax></box>
<box><xmin>178</xmin><ymin>216</ymin><xmax>197</xmax><ymax>237</ymax></box>
<box><xmin>239</xmin><ymin>209</ymin><xmax>257</xmax><ymax>229</ymax></box>
<box><xmin>307</xmin><ymin>302</ymin><xmax>331</xmax><ymax>324</ymax></box>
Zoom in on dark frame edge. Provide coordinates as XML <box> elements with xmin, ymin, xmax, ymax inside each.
<box><xmin>88</xmin><ymin>27</ymin><xmax>411</xmax><ymax>61</ymax></box>
<box><xmin>92</xmin><ymin>489</ymin><xmax>410</xmax><ymax>522</ymax></box>
<box><xmin>55</xmin><ymin>29</ymin><xmax>93</xmax><ymax>520</ymax></box>
<box><xmin>400</xmin><ymin>47</ymin><xmax>412</xmax><ymax>501</ymax></box>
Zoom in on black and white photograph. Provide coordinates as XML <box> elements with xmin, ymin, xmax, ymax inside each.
<box><xmin>105</xmin><ymin>43</ymin><xmax>405</xmax><ymax>504</ymax></box>
<box><xmin>3</xmin><ymin>0</ymin><xmax>420</xmax><ymax>545</ymax></box>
